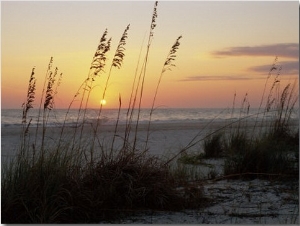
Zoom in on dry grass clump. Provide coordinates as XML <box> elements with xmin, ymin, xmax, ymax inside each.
<box><xmin>223</xmin><ymin>131</ymin><xmax>249</xmax><ymax>156</ymax></box>
<box><xmin>2</xmin><ymin>147</ymin><xmax>76</xmax><ymax>223</ymax></box>
<box><xmin>69</xmin><ymin>152</ymin><xmax>184</xmax><ymax>222</ymax></box>
<box><xmin>203</xmin><ymin>132</ymin><xmax>225</xmax><ymax>158</ymax></box>
<box><xmin>224</xmin><ymin>133</ymin><xmax>298</xmax><ymax>179</ymax></box>
<box><xmin>2</xmin><ymin>148</ymin><xmax>197</xmax><ymax>223</ymax></box>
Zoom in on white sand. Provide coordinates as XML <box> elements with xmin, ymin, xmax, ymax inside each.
<box><xmin>117</xmin><ymin>179</ymin><xmax>299</xmax><ymax>224</ymax></box>
<box><xmin>1</xmin><ymin>120</ymin><xmax>226</xmax><ymax>161</ymax></box>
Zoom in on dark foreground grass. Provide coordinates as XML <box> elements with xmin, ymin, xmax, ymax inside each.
<box><xmin>182</xmin><ymin>114</ymin><xmax>299</xmax><ymax>180</ymax></box>
<box><xmin>224</xmin><ymin>132</ymin><xmax>299</xmax><ymax>179</ymax></box>
<box><xmin>203</xmin><ymin>132</ymin><xmax>225</xmax><ymax>158</ymax></box>
<box><xmin>2</xmin><ymin>146</ymin><xmax>207</xmax><ymax>223</ymax></box>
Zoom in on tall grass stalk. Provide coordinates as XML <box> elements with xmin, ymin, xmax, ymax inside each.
<box><xmin>110</xmin><ymin>94</ymin><xmax>122</xmax><ymax>157</ymax></box>
<box><xmin>271</xmin><ymin>80</ymin><xmax>298</xmax><ymax>139</ymax></box>
<box><xmin>132</xmin><ymin>1</ymin><xmax>158</xmax><ymax>151</ymax></box>
<box><xmin>57</xmin><ymin>73</ymin><xmax>96</xmax><ymax>150</ymax></box>
<box><xmin>76</xmin><ymin>31</ymin><xmax>112</xmax><ymax>150</ymax></box>
<box><xmin>229</xmin><ymin>91</ymin><xmax>237</xmax><ymax>134</ymax></box>
<box><xmin>73</xmin><ymin>30</ymin><xmax>110</xmax><ymax>139</ymax></box>
<box><xmin>251</xmin><ymin>56</ymin><xmax>279</xmax><ymax>138</ymax></box>
<box><xmin>21</xmin><ymin>67</ymin><xmax>36</xmax><ymax>153</ymax></box>
<box><xmin>58</xmin><ymin>30</ymin><xmax>111</xmax><ymax>151</ymax></box>
<box><xmin>123</xmin><ymin>34</ymin><xmax>146</xmax><ymax>149</ymax></box>
<box><xmin>34</xmin><ymin>57</ymin><xmax>53</xmax><ymax>148</ymax></box>
<box><xmin>92</xmin><ymin>24</ymin><xmax>130</xmax><ymax>152</ymax></box>
<box><xmin>236</xmin><ymin>92</ymin><xmax>250</xmax><ymax>134</ymax></box>
<box><xmin>41</xmin><ymin>67</ymin><xmax>60</xmax><ymax>155</ymax></box>
<box><xmin>144</xmin><ymin>35</ymin><xmax>182</xmax><ymax>150</ymax></box>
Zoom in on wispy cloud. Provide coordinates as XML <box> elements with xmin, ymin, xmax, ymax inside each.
<box><xmin>212</xmin><ymin>43</ymin><xmax>299</xmax><ymax>59</ymax></box>
<box><xmin>182</xmin><ymin>44</ymin><xmax>299</xmax><ymax>82</ymax></box>
<box><xmin>247</xmin><ymin>61</ymin><xmax>299</xmax><ymax>75</ymax></box>
<box><xmin>180</xmin><ymin>75</ymin><xmax>253</xmax><ymax>82</ymax></box>
<box><xmin>181</xmin><ymin>61</ymin><xmax>298</xmax><ymax>82</ymax></box>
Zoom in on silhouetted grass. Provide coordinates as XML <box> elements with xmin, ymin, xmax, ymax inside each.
<box><xmin>176</xmin><ymin>58</ymin><xmax>298</xmax><ymax>180</ymax></box>
<box><xmin>203</xmin><ymin>132</ymin><xmax>225</xmax><ymax>158</ymax></box>
<box><xmin>224</xmin><ymin>132</ymin><xmax>298</xmax><ymax>179</ymax></box>
<box><xmin>223</xmin><ymin>64</ymin><xmax>298</xmax><ymax>178</ymax></box>
<box><xmin>2</xmin><ymin>141</ymin><xmax>206</xmax><ymax>223</ymax></box>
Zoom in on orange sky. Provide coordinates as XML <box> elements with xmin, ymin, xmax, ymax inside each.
<box><xmin>1</xmin><ymin>1</ymin><xmax>299</xmax><ymax>109</ymax></box>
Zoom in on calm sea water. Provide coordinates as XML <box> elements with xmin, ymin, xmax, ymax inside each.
<box><xmin>2</xmin><ymin>107</ymin><xmax>290</xmax><ymax>128</ymax></box>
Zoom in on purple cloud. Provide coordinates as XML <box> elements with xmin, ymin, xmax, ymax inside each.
<box><xmin>180</xmin><ymin>60</ymin><xmax>298</xmax><ymax>82</ymax></box>
<box><xmin>180</xmin><ymin>75</ymin><xmax>253</xmax><ymax>82</ymax></box>
<box><xmin>212</xmin><ymin>43</ymin><xmax>299</xmax><ymax>59</ymax></box>
<box><xmin>248</xmin><ymin>61</ymin><xmax>299</xmax><ymax>76</ymax></box>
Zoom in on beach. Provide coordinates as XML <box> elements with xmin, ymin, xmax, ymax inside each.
<box><xmin>1</xmin><ymin>118</ymin><xmax>269</xmax><ymax>162</ymax></box>
<box><xmin>2</xmin><ymin>116</ymin><xmax>298</xmax><ymax>158</ymax></box>
<box><xmin>1</xmin><ymin>111</ymin><xmax>298</xmax><ymax>224</ymax></box>
<box><xmin>1</xmin><ymin>120</ymin><xmax>216</xmax><ymax>162</ymax></box>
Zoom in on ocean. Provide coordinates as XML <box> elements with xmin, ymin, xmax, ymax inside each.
<box><xmin>1</xmin><ymin>107</ymin><xmax>280</xmax><ymax>128</ymax></box>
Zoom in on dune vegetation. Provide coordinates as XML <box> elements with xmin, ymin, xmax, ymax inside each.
<box><xmin>178</xmin><ymin>57</ymin><xmax>298</xmax><ymax>180</ymax></box>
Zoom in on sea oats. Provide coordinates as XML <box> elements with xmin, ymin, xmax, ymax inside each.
<box><xmin>150</xmin><ymin>1</ymin><xmax>158</xmax><ymax>38</ymax></box>
<box><xmin>92</xmin><ymin>24</ymin><xmax>131</xmax><ymax>147</ymax></box>
<box><xmin>90</xmin><ymin>29</ymin><xmax>112</xmax><ymax>76</ymax></box>
<box><xmin>112</xmin><ymin>24</ymin><xmax>130</xmax><ymax>69</ymax></box>
<box><xmin>132</xmin><ymin>1</ymin><xmax>159</xmax><ymax>150</ymax></box>
<box><xmin>44</xmin><ymin>67</ymin><xmax>59</xmax><ymax>110</ymax></box>
<box><xmin>144</xmin><ymin>35</ymin><xmax>182</xmax><ymax>149</ymax></box>
<box><xmin>22</xmin><ymin>67</ymin><xmax>36</xmax><ymax>124</ymax></box>
<box><xmin>162</xmin><ymin>35</ymin><xmax>182</xmax><ymax>73</ymax></box>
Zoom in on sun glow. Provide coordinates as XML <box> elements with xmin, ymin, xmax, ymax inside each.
<box><xmin>100</xmin><ymin>99</ymin><xmax>107</xmax><ymax>105</ymax></box>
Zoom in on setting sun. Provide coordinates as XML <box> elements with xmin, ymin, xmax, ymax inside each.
<box><xmin>100</xmin><ymin>99</ymin><xmax>107</xmax><ymax>106</ymax></box>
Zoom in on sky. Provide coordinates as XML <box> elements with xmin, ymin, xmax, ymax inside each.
<box><xmin>1</xmin><ymin>1</ymin><xmax>299</xmax><ymax>109</ymax></box>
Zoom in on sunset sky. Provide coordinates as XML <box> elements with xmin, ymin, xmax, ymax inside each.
<box><xmin>1</xmin><ymin>1</ymin><xmax>299</xmax><ymax>109</ymax></box>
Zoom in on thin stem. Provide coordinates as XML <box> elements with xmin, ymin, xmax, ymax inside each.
<box><xmin>144</xmin><ymin>35</ymin><xmax>182</xmax><ymax>150</ymax></box>
<box><xmin>34</xmin><ymin>57</ymin><xmax>53</xmax><ymax>148</ymax></box>
<box><xmin>133</xmin><ymin>1</ymin><xmax>158</xmax><ymax>151</ymax></box>
<box><xmin>110</xmin><ymin>94</ymin><xmax>122</xmax><ymax>158</ymax></box>
<box><xmin>124</xmin><ymin>32</ymin><xmax>146</xmax><ymax>146</ymax></box>
<box><xmin>93</xmin><ymin>25</ymin><xmax>130</xmax><ymax>148</ymax></box>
